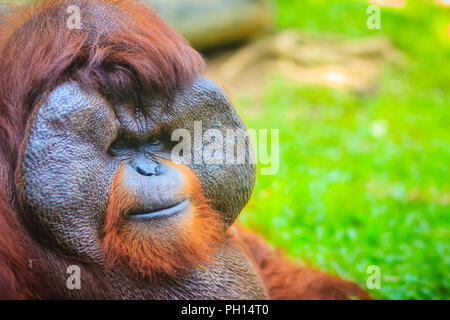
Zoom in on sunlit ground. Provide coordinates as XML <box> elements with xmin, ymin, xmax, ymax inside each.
<box><xmin>4</xmin><ymin>0</ymin><xmax>447</xmax><ymax>300</ymax></box>
<box><xmin>234</xmin><ymin>0</ymin><xmax>449</xmax><ymax>299</ymax></box>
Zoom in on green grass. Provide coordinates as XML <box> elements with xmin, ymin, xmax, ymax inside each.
<box><xmin>237</xmin><ymin>0</ymin><xmax>450</xmax><ymax>299</ymax></box>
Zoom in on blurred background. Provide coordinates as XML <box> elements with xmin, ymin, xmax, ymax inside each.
<box><xmin>152</xmin><ymin>0</ymin><xmax>449</xmax><ymax>300</ymax></box>
<box><xmin>3</xmin><ymin>0</ymin><xmax>447</xmax><ymax>300</ymax></box>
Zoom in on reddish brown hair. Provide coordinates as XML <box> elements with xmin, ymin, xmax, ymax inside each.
<box><xmin>102</xmin><ymin>161</ymin><xmax>225</xmax><ymax>279</ymax></box>
<box><xmin>0</xmin><ymin>0</ymin><xmax>371</xmax><ymax>300</ymax></box>
<box><xmin>0</xmin><ymin>0</ymin><xmax>204</xmax><ymax>298</ymax></box>
<box><xmin>0</xmin><ymin>0</ymin><xmax>204</xmax><ymax>200</ymax></box>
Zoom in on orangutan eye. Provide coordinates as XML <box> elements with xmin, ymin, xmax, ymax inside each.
<box><xmin>108</xmin><ymin>135</ymin><xmax>135</xmax><ymax>156</ymax></box>
<box><xmin>147</xmin><ymin>136</ymin><xmax>160</xmax><ymax>146</ymax></box>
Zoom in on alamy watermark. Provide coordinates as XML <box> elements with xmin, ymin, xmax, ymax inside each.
<box><xmin>67</xmin><ymin>5</ymin><xmax>81</xmax><ymax>30</ymax></box>
<box><xmin>66</xmin><ymin>265</ymin><xmax>81</xmax><ymax>290</ymax></box>
<box><xmin>63</xmin><ymin>6</ymin><xmax>280</xmax><ymax>175</ymax></box>
<box><xmin>171</xmin><ymin>121</ymin><xmax>279</xmax><ymax>175</ymax></box>
<box><xmin>366</xmin><ymin>265</ymin><xmax>382</xmax><ymax>290</ymax></box>
<box><xmin>367</xmin><ymin>5</ymin><xmax>381</xmax><ymax>30</ymax></box>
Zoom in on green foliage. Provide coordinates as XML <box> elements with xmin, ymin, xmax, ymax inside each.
<box><xmin>238</xmin><ymin>0</ymin><xmax>450</xmax><ymax>299</ymax></box>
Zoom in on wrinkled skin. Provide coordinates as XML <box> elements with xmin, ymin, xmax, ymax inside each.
<box><xmin>17</xmin><ymin>79</ymin><xmax>264</xmax><ymax>299</ymax></box>
<box><xmin>0</xmin><ymin>0</ymin><xmax>372</xmax><ymax>300</ymax></box>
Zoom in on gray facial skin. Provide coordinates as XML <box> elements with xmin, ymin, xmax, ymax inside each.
<box><xmin>2</xmin><ymin>0</ymin><xmax>265</xmax><ymax>299</ymax></box>
<box><xmin>18</xmin><ymin>77</ymin><xmax>256</xmax><ymax>268</ymax></box>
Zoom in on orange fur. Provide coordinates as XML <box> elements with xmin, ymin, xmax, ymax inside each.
<box><xmin>0</xmin><ymin>0</ymin><xmax>373</xmax><ymax>299</ymax></box>
<box><xmin>233</xmin><ymin>224</ymin><xmax>372</xmax><ymax>300</ymax></box>
<box><xmin>102</xmin><ymin>162</ymin><xmax>225</xmax><ymax>279</ymax></box>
